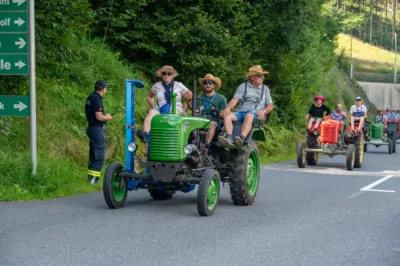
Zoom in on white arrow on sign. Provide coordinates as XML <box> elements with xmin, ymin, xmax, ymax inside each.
<box><xmin>14</xmin><ymin>60</ymin><xmax>25</xmax><ymax>69</ymax></box>
<box><xmin>12</xmin><ymin>0</ymin><xmax>26</xmax><ymax>6</ymax></box>
<box><xmin>14</xmin><ymin>18</ymin><xmax>25</xmax><ymax>27</ymax></box>
<box><xmin>13</xmin><ymin>101</ymin><xmax>27</xmax><ymax>112</ymax></box>
<box><xmin>15</xmin><ymin>38</ymin><xmax>26</xmax><ymax>49</ymax></box>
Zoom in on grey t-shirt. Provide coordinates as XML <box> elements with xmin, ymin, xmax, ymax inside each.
<box><xmin>233</xmin><ymin>81</ymin><xmax>273</xmax><ymax>112</ymax></box>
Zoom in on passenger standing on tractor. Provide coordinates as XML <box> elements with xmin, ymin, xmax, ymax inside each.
<box><xmin>85</xmin><ymin>80</ymin><xmax>113</xmax><ymax>185</ymax></box>
<box><xmin>136</xmin><ymin>65</ymin><xmax>193</xmax><ymax>142</ymax></box>
<box><xmin>349</xmin><ymin>96</ymin><xmax>368</xmax><ymax>135</ymax></box>
<box><xmin>194</xmin><ymin>73</ymin><xmax>227</xmax><ymax>146</ymax></box>
<box><xmin>218</xmin><ymin>65</ymin><xmax>273</xmax><ymax>148</ymax></box>
<box><xmin>306</xmin><ymin>95</ymin><xmax>331</xmax><ymax>135</ymax></box>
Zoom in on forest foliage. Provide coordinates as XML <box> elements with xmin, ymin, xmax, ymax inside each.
<box><xmin>0</xmin><ymin>0</ymin><xmax>372</xmax><ymax>200</ymax></box>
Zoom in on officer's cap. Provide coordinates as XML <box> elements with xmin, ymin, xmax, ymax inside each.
<box><xmin>94</xmin><ymin>80</ymin><xmax>108</xmax><ymax>91</ymax></box>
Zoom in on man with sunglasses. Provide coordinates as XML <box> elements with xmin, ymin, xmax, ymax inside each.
<box><xmin>195</xmin><ymin>74</ymin><xmax>227</xmax><ymax>146</ymax></box>
<box><xmin>219</xmin><ymin>65</ymin><xmax>273</xmax><ymax>148</ymax></box>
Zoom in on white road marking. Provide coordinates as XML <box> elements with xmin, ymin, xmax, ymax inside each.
<box><xmin>359</xmin><ymin>175</ymin><xmax>395</xmax><ymax>193</ymax></box>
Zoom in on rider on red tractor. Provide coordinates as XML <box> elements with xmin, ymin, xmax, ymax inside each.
<box><xmin>349</xmin><ymin>96</ymin><xmax>367</xmax><ymax>136</ymax></box>
<box><xmin>306</xmin><ymin>95</ymin><xmax>331</xmax><ymax>135</ymax></box>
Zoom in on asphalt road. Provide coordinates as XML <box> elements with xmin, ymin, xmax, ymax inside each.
<box><xmin>2</xmin><ymin>145</ymin><xmax>400</xmax><ymax>266</ymax></box>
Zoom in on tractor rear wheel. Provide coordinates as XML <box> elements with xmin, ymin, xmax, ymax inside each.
<box><xmin>103</xmin><ymin>162</ymin><xmax>128</xmax><ymax>209</ymax></box>
<box><xmin>346</xmin><ymin>144</ymin><xmax>356</xmax><ymax>171</ymax></box>
<box><xmin>197</xmin><ymin>169</ymin><xmax>220</xmax><ymax>216</ymax></box>
<box><xmin>228</xmin><ymin>142</ymin><xmax>260</xmax><ymax>205</ymax></box>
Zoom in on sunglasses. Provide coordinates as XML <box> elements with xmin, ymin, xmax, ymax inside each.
<box><xmin>162</xmin><ymin>72</ymin><xmax>173</xmax><ymax>76</ymax></box>
<box><xmin>203</xmin><ymin>81</ymin><xmax>214</xmax><ymax>86</ymax></box>
<box><xmin>255</xmin><ymin>74</ymin><xmax>264</xmax><ymax>78</ymax></box>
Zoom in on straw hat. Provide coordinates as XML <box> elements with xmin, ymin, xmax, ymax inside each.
<box><xmin>198</xmin><ymin>73</ymin><xmax>222</xmax><ymax>91</ymax></box>
<box><xmin>155</xmin><ymin>65</ymin><xmax>179</xmax><ymax>78</ymax></box>
<box><xmin>243</xmin><ymin>65</ymin><xmax>269</xmax><ymax>79</ymax></box>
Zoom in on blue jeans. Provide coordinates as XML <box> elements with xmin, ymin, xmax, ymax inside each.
<box><xmin>233</xmin><ymin>110</ymin><xmax>258</xmax><ymax>123</ymax></box>
<box><xmin>153</xmin><ymin>106</ymin><xmax>183</xmax><ymax>115</ymax></box>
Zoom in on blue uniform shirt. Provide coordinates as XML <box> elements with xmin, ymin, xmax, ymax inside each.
<box><xmin>85</xmin><ymin>91</ymin><xmax>105</xmax><ymax>126</ymax></box>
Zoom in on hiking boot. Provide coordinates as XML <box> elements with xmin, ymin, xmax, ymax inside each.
<box><xmin>218</xmin><ymin>135</ymin><xmax>234</xmax><ymax>147</ymax></box>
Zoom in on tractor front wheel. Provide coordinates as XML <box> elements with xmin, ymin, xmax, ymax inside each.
<box><xmin>388</xmin><ymin>139</ymin><xmax>393</xmax><ymax>154</ymax></box>
<box><xmin>297</xmin><ymin>142</ymin><xmax>306</xmax><ymax>168</ymax></box>
<box><xmin>354</xmin><ymin>134</ymin><xmax>364</xmax><ymax>168</ymax></box>
<box><xmin>346</xmin><ymin>144</ymin><xmax>356</xmax><ymax>171</ymax></box>
<box><xmin>197</xmin><ymin>169</ymin><xmax>220</xmax><ymax>216</ymax></box>
<box><xmin>228</xmin><ymin>142</ymin><xmax>261</xmax><ymax>205</ymax></box>
<box><xmin>103</xmin><ymin>162</ymin><xmax>128</xmax><ymax>209</ymax></box>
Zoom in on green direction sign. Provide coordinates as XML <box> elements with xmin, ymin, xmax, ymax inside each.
<box><xmin>0</xmin><ymin>33</ymin><xmax>27</xmax><ymax>53</ymax></box>
<box><xmin>0</xmin><ymin>11</ymin><xmax>27</xmax><ymax>32</ymax></box>
<box><xmin>0</xmin><ymin>95</ymin><xmax>30</xmax><ymax>117</ymax></box>
<box><xmin>0</xmin><ymin>0</ymin><xmax>27</xmax><ymax>11</ymax></box>
<box><xmin>0</xmin><ymin>54</ymin><xmax>28</xmax><ymax>74</ymax></box>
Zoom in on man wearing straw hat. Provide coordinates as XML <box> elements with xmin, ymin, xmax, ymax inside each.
<box><xmin>195</xmin><ymin>73</ymin><xmax>227</xmax><ymax>146</ymax></box>
<box><xmin>218</xmin><ymin>65</ymin><xmax>273</xmax><ymax>148</ymax></box>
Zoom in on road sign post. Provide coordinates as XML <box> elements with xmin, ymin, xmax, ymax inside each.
<box><xmin>0</xmin><ymin>0</ymin><xmax>36</xmax><ymax>174</ymax></box>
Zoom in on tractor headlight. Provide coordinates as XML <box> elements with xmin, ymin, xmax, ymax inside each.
<box><xmin>184</xmin><ymin>144</ymin><xmax>196</xmax><ymax>155</ymax></box>
<box><xmin>128</xmin><ymin>142</ymin><xmax>138</xmax><ymax>153</ymax></box>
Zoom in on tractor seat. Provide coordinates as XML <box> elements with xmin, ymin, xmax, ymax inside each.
<box><xmin>232</xmin><ymin>119</ymin><xmax>266</xmax><ymax>145</ymax></box>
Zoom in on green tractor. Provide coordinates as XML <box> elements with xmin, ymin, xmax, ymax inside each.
<box><xmin>363</xmin><ymin>122</ymin><xmax>397</xmax><ymax>154</ymax></box>
<box><xmin>102</xmin><ymin>79</ymin><xmax>267</xmax><ymax>216</ymax></box>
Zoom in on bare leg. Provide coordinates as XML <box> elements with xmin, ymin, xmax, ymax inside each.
<box><xmin>314</xmin><ymin>118</ymin><xmax>322</xmax><ymax>129</ymax></box>
<box><xmin>206</xmin><ymin>121</ymin><xmax>217</xmax><ymax>144</ymax></box>
<box><xmin>223</xmin><ymin>113</ymin><xmax>238</xmax><ymax>135</ymax></box>
<box><xmin>358</xmin><ymin>117</ymin><xmax>365</xmax><ymax>129</ymax></box>
<box><xmin>350</xmin><ymin>116</ymin><xmax>355</xmax><ymax>131</ymax></box>
<box><xmin>308</xmin><ymin>117</ymin><xmax>315</xmax><ymax>130</ymax></box>
<box><xmin>240</xmin><ymin>113</ymin><xmax>255</xmax><ymax>138</ymax></box>
<box><xmin>218</xmin><ymin>113</ymin><xmax>238</xmax><ymax>147</ymax></box>
<box><xmin>143</xmin><ymin>109</ymin><xmax>160</xmax><ymax>133</ymax></box>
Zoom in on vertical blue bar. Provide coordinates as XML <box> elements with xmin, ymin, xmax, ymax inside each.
<box><xmin>125</xmin><ymin>80</ymin><xmax>134</xmax><ymax>172</ymax></box>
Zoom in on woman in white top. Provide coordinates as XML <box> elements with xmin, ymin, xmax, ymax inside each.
<box><xmin>137</xmin><ymin>65</ymin><xmax>192</xmax><ymax>142</ymax></box>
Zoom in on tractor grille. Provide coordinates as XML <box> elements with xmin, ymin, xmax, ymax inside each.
<box><xmin>150</xmin><ymin>128</ymin><xmax>180</xmax><ymax>161</ymax></box>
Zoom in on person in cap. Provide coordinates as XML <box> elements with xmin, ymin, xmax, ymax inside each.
<box><xmin>136</xmin><ymin>65</ymin><xmax>192</xmax><ymax>142</ymax></box>
<box><xmin>194</xmin><ymin>74</ymin><xmax>227</xmax><ymax>146</ymax></box>
<box><xmin>218</xmin><ymin>65</ymin><xmax>273</xmax><ymax>148</ymax></box>
<box><xmin>306</xmin><ymin>95</ymin><xmax>331</xmax><ymax>135</ymax></box>
<box><xmin>349</xmin><ymin>96</ymin><xmax>367</xmax><ymax>135</ymax></box>
<box><xmin>85</xmin><ymin>80</ymin><xmax>113</xmax><ymax>185</ymax></box>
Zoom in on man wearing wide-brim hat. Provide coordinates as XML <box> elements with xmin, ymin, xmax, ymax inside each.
<box><xmin>218</xmin><ymin>65</ymin><xmax>273</xmax><ymax>148</ymax></box>
<box><xmin>195</xmin><ymin>73</ymin><xmax>227</xmax><ymax>145</ymax></box>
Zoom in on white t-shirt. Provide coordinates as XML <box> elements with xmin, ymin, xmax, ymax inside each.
<box><xmin>150</xmin><ymin>81</ymin><xmax>189</xmax><ymax>113</ymax></box>
<box><xmin>350</xmin><ymin>105</ymin><xmax>367</xmax><ymax>117</ymax></box>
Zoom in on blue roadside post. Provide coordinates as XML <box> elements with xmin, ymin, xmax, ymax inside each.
<box><xmin>125</xmin><ymin>79</ymin><xmax>145</xmax><ymax>173</ymax></box>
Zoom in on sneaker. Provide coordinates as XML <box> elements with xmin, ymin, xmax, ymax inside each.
<box><xmin>313</xmin><ymin>130</ymin><xmax>318</xmax><ymax>136</ymax></box>
<box><xmin>233</xmin><ymin>136</ymin><xmax>244</xmax><ymax>148</ymax></box>
<box><xmin>218</xmin><ymin>136</ymin><xmax>234</xmax><ymax>147</ymax></box>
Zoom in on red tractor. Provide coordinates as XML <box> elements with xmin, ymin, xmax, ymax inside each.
<box><xmin>297</xmin><ymin>116</ymin><xmax>364</xmax><ymax>171</ymax></box>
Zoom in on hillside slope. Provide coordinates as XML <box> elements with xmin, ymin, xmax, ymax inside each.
<box><xmin>337</xmin><ymin>33</ymin><xmax>398</xmax><ymax>82</ymax></box>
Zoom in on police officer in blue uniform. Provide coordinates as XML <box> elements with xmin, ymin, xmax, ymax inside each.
<box><xmin>85</xmin><ymin>80</ymin><xmax>113</xmax><ymax>184</ymax></box>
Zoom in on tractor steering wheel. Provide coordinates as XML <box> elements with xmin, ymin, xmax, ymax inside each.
<box><xmin>187</xmin><ymin>97</ymin><xmax>221</xmax><ymax>120</ymax></box>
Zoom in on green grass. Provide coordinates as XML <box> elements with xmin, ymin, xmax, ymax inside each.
<box><xmin>337</xmin><ymin>33</ymin><xmax>397</xmax><ymax>75</ymax></box>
